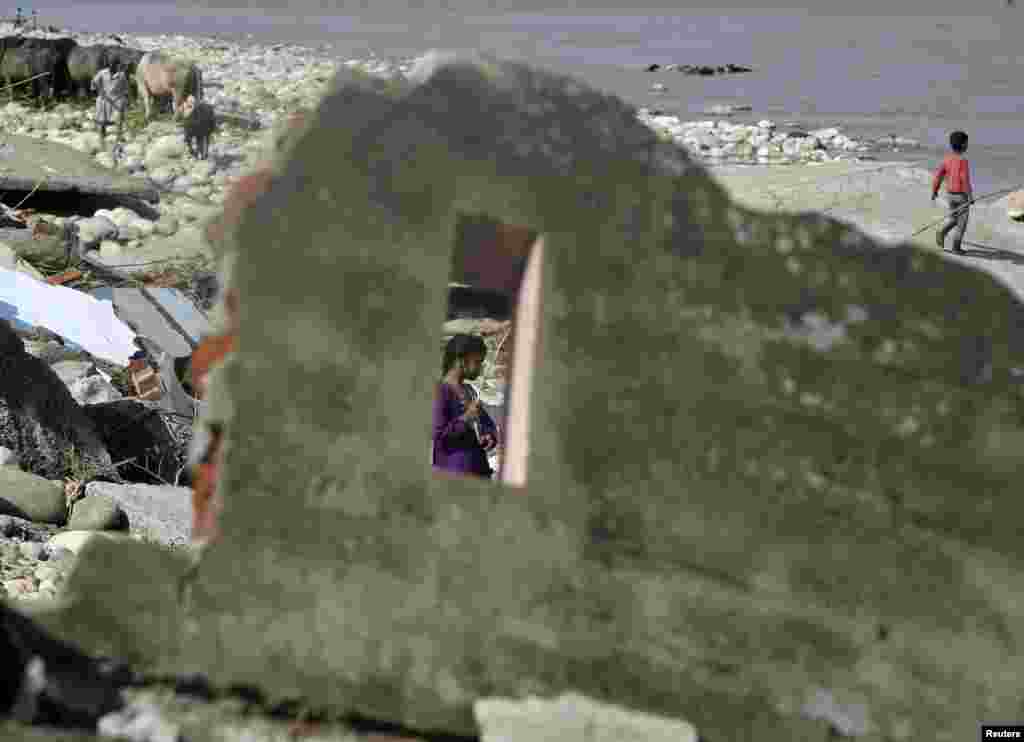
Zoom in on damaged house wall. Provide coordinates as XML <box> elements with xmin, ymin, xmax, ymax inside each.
<box><xmin>15</xmin><ymin>51</ymin><xmax>1024</xmax><ymax>741</ymax></box>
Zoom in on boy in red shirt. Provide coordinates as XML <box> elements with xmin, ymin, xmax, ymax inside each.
<box><xmin>931</xmin><ymin>130</ymin><xmax>973</xmax><ymax>254</ymax></box>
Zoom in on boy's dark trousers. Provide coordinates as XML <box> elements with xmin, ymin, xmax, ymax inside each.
<box><xmin>937</xmin><ymin>192</ymin><xmax>970</xmax><ymax>252</ymax></box>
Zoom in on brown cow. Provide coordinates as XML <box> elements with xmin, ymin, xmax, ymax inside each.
<box><xmin>134</xmin><ymin>50</ymin><xmax>202</xmax><ymax>121</ymax></box>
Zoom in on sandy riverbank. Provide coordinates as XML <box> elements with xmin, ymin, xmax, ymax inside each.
<box><xmin>0</xmin><ymin>20</ymin><xmax>962</xmax><ymax>284</ymax></box>
<box><xmin>0</xmin><ymin>22</ymin><xmax>1019</xmax><ymax>361</ymax></box>
<box><xmin>709</xmin><ymin>159</ymin><xmax>1024</xmax><ymax>305</ymax></box>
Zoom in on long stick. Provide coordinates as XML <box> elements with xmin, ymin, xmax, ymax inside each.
<box><xmin>908</xmin><ymin>185</ymin><xmax>1023</xmax><ymax>239</ymax></box>
<box><xmin>0</xmin><ymin>70</ymin><xmax>51</xmax><ymax>95</ymax></box>
<box><xmin>9</xmin><ymin>175</ymin><xmax>48</xmax><ymax>211</ymax></box>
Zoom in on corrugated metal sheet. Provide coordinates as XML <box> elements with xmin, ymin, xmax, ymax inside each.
<box><xmin>91</xmin><ymin>288</ymin><xmax>211</xmax><ymax>359</ymax></box>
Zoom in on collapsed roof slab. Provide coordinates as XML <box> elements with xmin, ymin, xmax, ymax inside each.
<box><xmin>0</xmin><ymin>133</ymin><xmax>159</xmax><ymax>204</ymax></box>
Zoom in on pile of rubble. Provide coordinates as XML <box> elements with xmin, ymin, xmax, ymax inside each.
<box><xmin>0</xmin><ymin>256</ymin><xmax>213</xmax><ymax>600</ymax></box>
<box><xmin>636</xmin><ymin>111</ymin><xmax>924</xmax><ymax>166</ymax></box>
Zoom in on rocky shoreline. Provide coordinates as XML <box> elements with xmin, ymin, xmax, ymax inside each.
<box><xmin>0</xmin><ymin>22</ymin><xmax>423</xmax><ymax>266</ymax></box>
<box><xmin>637</xmin><ymin>109</ymin><xmax>924</xmax><ymax>167</ymax></box>
<box><xmin>0</xmin><ymin>21</ymin><xmax>926</xmax><ymax>268</ymax></box>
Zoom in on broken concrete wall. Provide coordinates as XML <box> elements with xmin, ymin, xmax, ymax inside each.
<box><xmin>20</xmin><ymin>52</ymin><xmax>1024</xmax><ymax>742</ymax></box>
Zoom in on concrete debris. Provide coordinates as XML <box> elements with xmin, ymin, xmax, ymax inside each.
<box><xmin>91</xmin><ymin>287</ymin><xmax>210</xmax><ymax>359</ymax></box>
<box><xmin>0</xmin><ymin>266</ymin><xmax>138</xmax><ymax>366</ymax></box>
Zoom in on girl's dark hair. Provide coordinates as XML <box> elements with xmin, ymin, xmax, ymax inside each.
<box><xmin>442</xmin><ymin>333</ymin><xmax>487</xmax><ymax>375</ymax></box>
<box><xmin>950</xmin><ymin>130</ymin><xmax>968</xmax><ymax>153</ymax></box>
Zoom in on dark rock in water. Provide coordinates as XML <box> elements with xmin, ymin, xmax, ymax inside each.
<box><xmin>676</xmin><ymin>63</ymin><xmax>753</xmax><ymax>76</ymax></box>
<box><xmin>650</xmin><ymin>63</ymin><xmax>753</xmax><ymax>75</ymax></box>
<box><xmin>702</xmin><ymin>103</ymin><xmax>753</xmax><ymax>116</ymax></box>
<box><xmin>786</xmin><ymin>130</ymin><xmax>812</xmax><ymax>138</ymax></box>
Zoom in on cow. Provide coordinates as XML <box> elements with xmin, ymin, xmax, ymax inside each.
<box><xmin>67</xmin><ymin>44</ymin><xmax>108</xmax><ymax>99</ymax></box>
<box><xmin>14</xmin><ymin>37</ymin><xmax>76</xmax><ymax>98</ymax></box>
<box><xmin>135</xmin><ymin>50</ymin><xmax>202</xmax><ymax>121</ymax></box>
<box><xmin>0</xmin><ymin>38</ymin><xmax>67</xmax><ymax>101</ymax></box>
<box><xmin>102</xmin><ymin>46</ymin><xmax>143</xmax><ymax>79</ymax></box>
<box><xmin>100</xmin><ymin>46</ymin><xmax>144</xmax><ymax>102</ymax></box>
<box><xmin>180</xmin><ymin>94</ymin><xmax>216</xmax><ymax>160</ymax></box>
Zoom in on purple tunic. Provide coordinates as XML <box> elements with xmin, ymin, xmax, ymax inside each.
<box><xmin>432</xmin><ymin>382</ymin><xmax>498</xmax><ymax>477</ymax></box>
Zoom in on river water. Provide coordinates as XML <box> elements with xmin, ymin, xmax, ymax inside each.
<box><xmin>34</xmin><ymin>1</ymin><xmax>1024</xmax><ymax>197</ymax></box>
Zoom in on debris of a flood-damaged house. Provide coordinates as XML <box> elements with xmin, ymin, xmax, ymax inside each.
<box><xmin>0</xmin><ymin>318</ymin><xmax>120</xmax><ymax>481</ymax></box>
<box><xmin>79</xmin><ymin>396</ymin><xmax>191</xmax><ymax>486</ymax></box>
<box><xmin>89</xmin><ymin>282</ymin><xmax>212</xmax><ymax>420</ymax></box>
<box><xmin>0</xmin><ymin>252</ymin><xmax>205</xmax><ymax>483</ymax></box>
<box><xmin>0</xmin><ymin>266</ymin><xmax>138</xmax><ymax>366</ymax></box>
<box><xmin>91</xmin><ymin>287</ymin><xmax>208</xmax><ymax>360</ymax></box>
<box><xmin>11</xmin><ymin>49</ymin><xmax>1024</xmax><ymax>742</ymax></box>
<box><xmin>0</xmin><ymin>134</ymin><xmax>159</xmax><ymax>206</ymax></box>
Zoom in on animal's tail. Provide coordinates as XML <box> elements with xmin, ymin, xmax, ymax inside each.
<box><xmin>195</xmin><ymin>65</ymin><xmax>203</xmax><ymax>101</ymax></box>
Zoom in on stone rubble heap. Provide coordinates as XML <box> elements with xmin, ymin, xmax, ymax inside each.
<box><xmin>0</xmin><ymin>28</ymin><xmax>411</xmax><ymax>261</ymax></box>
<box><xmin>0</xmin><ymin>479</ymin><xmax>196</xmax><ymax>604</ymax></box>
<box><xmin>0</xmin><ymin>513</ymin><xmax>75</xmax><ymax>603</ymax></box>
<box><xmin>0</xmin><ymin>324</ymin><xmax>200</xmax><ymax>605</ymax></box>
<box><xmin>636</xmin><ymin>110</ymin><xmax>923</xmax><ymax>166</ymax></box>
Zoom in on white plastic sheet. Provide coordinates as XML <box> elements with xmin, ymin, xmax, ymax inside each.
<box><xmin>0</xmin><ymin>267</ymin><xmax>138</xmax><ymax>366</ymax></box>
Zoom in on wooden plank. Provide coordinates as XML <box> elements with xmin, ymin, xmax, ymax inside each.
<box><xmin>45</xmin><ymin>269</ymin><xmax>82</xmax><ymax>285</ymax></box>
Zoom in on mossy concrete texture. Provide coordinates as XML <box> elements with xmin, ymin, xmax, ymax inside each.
<box><xmin>15</xmin><ymin>51</ymin><xmax>1024</xmax><ymax>741</ymax></box>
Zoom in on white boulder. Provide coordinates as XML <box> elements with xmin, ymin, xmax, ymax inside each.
<box><xmin>71</xmin><ymin>132</ymin><xmax>103</xmax><ymax>155</ymax></box>
<box><xmin>76</xmin><ymin>216</ymin><xmax>118</xmax><ymax>245</ymax></box>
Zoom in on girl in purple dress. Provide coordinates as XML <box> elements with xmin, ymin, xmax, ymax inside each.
<box><xmin>432</xmin><ymin>334</ymin><xmax>499</xmax><ymax>478</ymax></box>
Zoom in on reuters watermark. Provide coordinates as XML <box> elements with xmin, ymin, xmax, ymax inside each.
<box><xmin>983</xmin><ymin>726</ymin><xmax>1024</xmax><ymax>739</ymax></box>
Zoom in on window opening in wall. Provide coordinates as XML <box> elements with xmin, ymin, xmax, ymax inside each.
<box><xmin>431</xmin><ymin>213</ymin><xmax>540</xmax><ymax>486</ymax></box>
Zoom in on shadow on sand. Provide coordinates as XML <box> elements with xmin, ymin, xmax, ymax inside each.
<box><xmin>948</xmin><ymin>241</ymin><xmax>1024</xmax><ymax>265</ymax></box>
